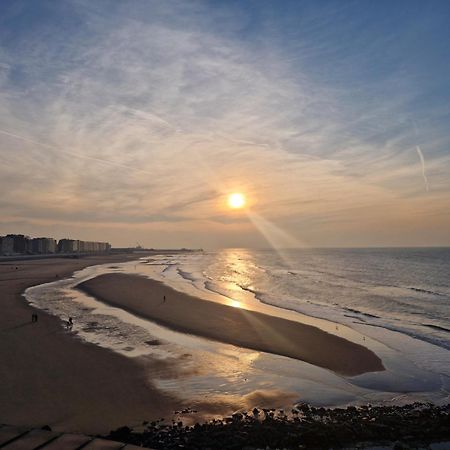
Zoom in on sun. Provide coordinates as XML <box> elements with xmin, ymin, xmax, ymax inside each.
<box><xmin>228</xmin><ymin>192</ymin><xmax>246</xmax><ymax>209</ymax></box>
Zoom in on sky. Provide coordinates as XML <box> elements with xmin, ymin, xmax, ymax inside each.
<box><xmin>1</xmin><ymin>0</ymin><xmax>450</xmax><ymax>249</ymax></box>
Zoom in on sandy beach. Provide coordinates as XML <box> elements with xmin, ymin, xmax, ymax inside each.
<box><xmin>0</xmin><ymin>255</ymin><xmax>180</xmax><ymax>434</ymax></box>
<box><xmin>79</xmin><ymin>273</ymin><xmax>384</xmax><ymax>376</ymax></box>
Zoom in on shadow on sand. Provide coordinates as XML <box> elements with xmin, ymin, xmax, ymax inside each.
<box><xmin>1</xmin><ymin>321</ymin><xmax>33</xmax><ymax>332</ymax></box>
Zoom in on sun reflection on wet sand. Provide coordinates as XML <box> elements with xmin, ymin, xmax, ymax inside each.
<box><xmin>228</xmin><ymin>299</ymin><xmax>242</xmax><ymax>308</ymax></box>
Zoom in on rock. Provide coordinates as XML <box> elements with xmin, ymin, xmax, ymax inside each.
<box><xmin>109</xmin><ymin>426</ymin><xmax>132</xmax><ymax>441</ymax></box>
<box><xmin>102</xmin><ymin>402</ymin><xmax>450</xmax><ymax>450</ymax></box>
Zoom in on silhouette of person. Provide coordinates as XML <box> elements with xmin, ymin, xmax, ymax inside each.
<box><xmin>163</xmin><ymin>295</ymin><xmax>166</xmax><ymax>303</ymax></box>
<box><xmin>68</xmin><ymin>317</ymin><xmax>73</xmax><ymax>328</ymax></box>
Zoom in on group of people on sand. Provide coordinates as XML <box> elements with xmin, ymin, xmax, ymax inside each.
<box><xmin>31</xmin><ymin>312</ymin><xmax>74</xmax><ymax>330</ymax></box>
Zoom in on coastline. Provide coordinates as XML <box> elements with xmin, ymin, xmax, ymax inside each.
<box><xmin>0</xmin><ymin>255</ymin><xmax>181</xmax><ymax>434</ymax></box>
<box><xmin>3</xmin><ymin>254</ymin><xmax>446</xmax><ymax>446</ymax></box>
<box><xmin>78</xmin><ymin>273</ymin><xmax>384</xmax><ymax>376</ymax></box>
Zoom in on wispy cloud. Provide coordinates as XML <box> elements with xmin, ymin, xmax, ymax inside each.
<box><xmin>0</xmin><ymin>0</ymin><xmax>449</xmax><ymax>247</ymax></box>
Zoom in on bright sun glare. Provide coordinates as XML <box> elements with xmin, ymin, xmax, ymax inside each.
<box><xmin>228</xmin><ymin>193</ymin><xmax>246</xmax><ymax>209</ymax></box>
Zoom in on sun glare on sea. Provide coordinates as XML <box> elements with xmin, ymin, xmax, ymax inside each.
<box><xmin>228</xmin><ymin>193</ymin><xmax>246</xmax><ymax>209</ymax></box>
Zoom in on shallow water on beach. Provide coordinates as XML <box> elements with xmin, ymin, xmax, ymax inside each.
<box><xmin>24</xmin><ymin>248</ymin><xmax>450</xmax><ymax>414</ymax></box>
<box><xmin>142</xmin><ymin>248</ymin><xmax>450</xmax><ymax>372</ymax></box>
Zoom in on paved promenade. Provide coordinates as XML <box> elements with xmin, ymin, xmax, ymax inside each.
<box><xmin>0</xmin><ymin>424</ymin><xmax>150</xmax><ymax>449</ymax></box>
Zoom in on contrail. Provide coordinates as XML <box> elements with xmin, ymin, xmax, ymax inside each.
<box><xmin>416</xmin><ymin>145</ymin><xmax>429</xmax><ymax>192</ymax></box>
<box><xmin>0</xmin><ymin>128</ymin><xmax>155</xmax><ymax>175</ymax></box>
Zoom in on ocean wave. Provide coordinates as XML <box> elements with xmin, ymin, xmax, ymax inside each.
<box><xmin>237</xmin><ymin>284</ymin><xmax>258</xmax><ymax>295</ymax></box>
<box><xmin>423</xmin><ymin>324</ymin><xmax>450</xmax><ymax>333</ymax></box>
<box><xmin>203</xmin><ymin>281</ymin><xmax>242</xmax><ymax>302</ymax></box>
<box><xmin>342</xmin><ymin>307</ymin><xmax>380</xmax><ymax>319</ymax></box>
<box><xmin>177</xmin><ymin>268</ymin><xmax>198</xmax><ymax>282</ymax></box>
<box><xmin>408</xmin><ymin>287</ymin><xmax>446</xmax><ymax>297</ymax></box>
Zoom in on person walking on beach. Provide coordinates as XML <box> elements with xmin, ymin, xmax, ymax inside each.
<box><xmin>163</xmin><ymin>295</ymin><xmax>166</xmax><ymax>303</ymax></box>
<box><xmin>67</xmin><ymin>317</ymin><xmax>73</xmax><ymax>329</ymax></box>
<box><xmin>31</xmin><ymin>313</ymin><xmax>38</xmax><ymax>323</ymax></box>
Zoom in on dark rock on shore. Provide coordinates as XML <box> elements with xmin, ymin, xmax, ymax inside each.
<box><xmin>104</xmin><ymin>402</ymin><xmax>450</xmax><ymax>449</ymax></box>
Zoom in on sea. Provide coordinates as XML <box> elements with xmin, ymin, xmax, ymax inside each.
<box><xmin>25</xmin><ymin>247</ymin><xmax>450</xmax><ymax>413</ymax></box>
<box><xmin>157</xmin><ymin>247</ymin><xmax>450</xmax><ymax>351</ymax></box>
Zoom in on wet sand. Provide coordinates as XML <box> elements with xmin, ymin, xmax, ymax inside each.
<box><xmin>0</xmin><ymin>256</ymin><xmax>180</xmax><ymax>434</ymax></box>
<box><xmin>79</xmin><ymin>273</ymin><xmax>384</xmax><ymax>376</ymax></box>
